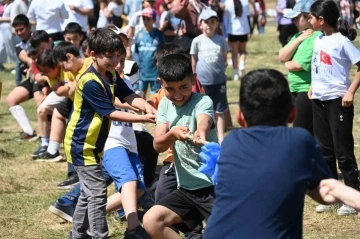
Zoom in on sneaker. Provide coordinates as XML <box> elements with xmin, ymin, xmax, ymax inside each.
<box><xmin>124</xmin><ymin>225</ymin><xmax>151</xmax><ymax>239</ymax></box>
<box><xmin>36</xmin><ymin>151</ymin><xmax>64</xmax><ymax>162</ymax></box>
<box><xmin>138</xmin><ymin>191</ymin><xmax>154</xmax><ymax>211</ymax></box>
<box><xmin>114</xmin><ymin>208</ymin><xmax>126</xmax><ymax>222</ymax></box>
<box><xmin>15</xmin><ymin>131</ymin><xmax>39</xmax><ymax>142</ymax></box>
<box><xmin>337</xmin><ymin>204</ymin><xmax>357</xmax><ymax>216</ymax></box>
<box><xmin>57</xmin><ymin>174</ymin><xmax>80</xmax><ymax>189</ymax></box>
<box><xmin>315</xmin><ymin>204</ymin><xmax>333</xmax><ymax>213</ymax></box>
<box><xmin>233</xmin><ymin>74</ymin><xmax>240</xmax><ymax>81</ymax></box>
<box><xmin>49</xmin><ymin>199</ymin><xmax>75</xmax><ymax>222</ymax></box>
<box><xmin>31</xmin><ymin>145</ymin><xmax>47</xmax><ymax>159</ymax></box>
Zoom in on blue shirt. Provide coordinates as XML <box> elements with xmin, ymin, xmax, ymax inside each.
<box><xmin>204</xmin><ymin>126</ymin><xmax>331</xmax><ymax>239</ymax></box>
<box><xmin>135</xmin><ymin>28</ymin><xmax>165</xmax><ymax>81</ymax></box>
<box><xmin>124</xmin><ymin>0</ymin><xmax>143</xmax><ymax>18</ymax></box>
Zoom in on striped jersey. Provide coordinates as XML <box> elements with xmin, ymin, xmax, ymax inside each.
<box><xmin>64</xmin><ymin>64</ymin><xmax>134</xmax><ymax>166</ymax></box>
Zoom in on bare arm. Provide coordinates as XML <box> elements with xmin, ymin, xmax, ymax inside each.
<box><xmin>307</xmin><ymin>187</ymin><xmax>331</xmax><ymax>205</ymax></box>
<box><xmin>191</xmin><ymin>55</ymin><xmax>198</xmax><ymax>75</ymax></box>
<box><xmin>53</xmin><ymin>84</ymin><xmax>71</xmax><ymax>97</ymax></box>
<box><xmin>279</xmin><ymin>30</ymin><xmax>314</xmax><ymax>62</ymax></box>
<box><xmin>107</xmin><ymin>110</ymin><xmax>155</xmax><ymax>123</ymax></box>
<box><xmin>114</xmin><ymin>97</ymin><xmax>141</xmax><ymax>112</ymax></box>
<box><xmin>153</xmin><ymin>124</ymin><xmax>189</xmax><ymax>153</ymax></box>
<box><xmin>284</xmin><ymin>61</ymin><xmax>303</xmax><ymax>71</ymax></box>
<box><xmin>128</xmin><ymin>26</ymin><xmax>135</xmax><ymax>38</ymax></box>
<box><xmin>70</xmin><ymin>5</ymin><xmax>94</xmax><ymax>16</ymax></box>
<box><xmin>342</xmin><ymin>63</ymin><xmax>360</xmax><ymax>107</ymax></box>
<box><xmin>34</xmin><ymin>73</ymin><xmax>48</xmax><ymax>85</ymax></box>
<box><xmin>124</xmin><ymin>93</ymin><xmax>157</xmax><ymax>115</ymax></box>
<box><xmin>193</xmin><ymin>113</ymin><xmax>213</xmax><ymax>145</ymax></box>
<box><xmin>18</xmin><ymin>50</ymin><xmax>33</xmax><ymax>66</ymax></box>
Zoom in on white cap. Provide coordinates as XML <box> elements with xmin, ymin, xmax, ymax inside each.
<box><xmin>107</xmin><ymin>24</ymin><xmax>135</xmax><ymax>47</ymax></box>
<box><xmin>123</xmin><ymin>60</ymin><xmax>139</xmax><ymax>85</ymax></box>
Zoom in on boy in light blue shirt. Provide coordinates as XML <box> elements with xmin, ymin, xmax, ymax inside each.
<box><xmin>191</xmin><ymin>7</ymin><xmax>230</xmax><ymax>144</ymax></box>
<box><xmin>135</xmin><ymin>8</ymin><xmax>165</xmax><ymax>98</ymax></box>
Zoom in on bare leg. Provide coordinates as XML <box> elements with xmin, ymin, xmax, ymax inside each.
<box><xmin>143</xmin><ymin>205</ymin><xmax>183</xmax><ymax>239</ymax></box>
<box><xmin>121</xmin><ymin>181</ymin><xmax>144</xmax><ymax>230</ymax></box>
<box><xmin>49</xmin><ymin>108</ymin><xmax>66</xmax><ymax>143</ymax></box>
<box><xmin>238</xmin><ymin>42</ymin><xmax>247</xmax><ymax>72</ymax></box>
<box><xmin>229</xmin><ymin>41</ymin><xmax>240</xmax><ymax>80</ymax></box>
<box><xmin>37</xmin><ymin>106</ymin><xmax>51</xmax><ymax>139</ymax></box>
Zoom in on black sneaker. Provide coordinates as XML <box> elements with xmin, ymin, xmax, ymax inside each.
<box><xmin>32</xmin><ymin>146</ymin><xmax>47</xmax><ymax>159</ymax></box>
<box><xmin>69</xmin><ymin>231</ymin><xmax>92</xmax><ymax>239</ymax></box>
<box><xmin>124</xmin><ymin>225</ymin><xmax>151</xmax><ymax>239</ymax></box>
<box><xmin>36</xmin><ymin>151</ymin><xmax>64</xmax><ymax>162</ymax></box>
<box><xmin>49</xmin><ymin>199</ymin><xmax>75</xmax><ymax>222</ymax></box>
<box><xmin>57</xmin><ymin>174</ymin><xmax>80</xmax><ymax>189</ymax></box>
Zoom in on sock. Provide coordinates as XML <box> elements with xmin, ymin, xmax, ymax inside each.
<box><xmin>239</xmin><ymin>61</ymin><xmax>245</xmax><ymax>71</ymax></box>
<box><xmin>47</xmin><ymin>141</ymin><xmax>60</xmax><ymax>155</ymax></box>
<box><xmin>233</xmin><ymin>69</ymin><xmax>239</xmax><ymax>76</ymax></box>
<box><xmin>9</xmin><ymin>105</ymin><xmax>34</xmax><ymax>135</ymax></box>
<box><xmin>41</xmin><ymin>137</ymin><xmax>49</xmax><ymax>147</ymax></box>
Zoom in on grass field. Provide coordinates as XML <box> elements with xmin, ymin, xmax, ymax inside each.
<box><xmin>2</xmin><ymin>20</ymin><xmax>360</xmax><ymax>238</ymax></box>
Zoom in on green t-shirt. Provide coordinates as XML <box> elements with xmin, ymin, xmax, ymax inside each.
<box><xmin>157</xmin><ymin>93</ymin><xmax>218</xmax><ymax>190</ymax></box>
<box><xmin>285</xmin><ymin>31</ymin><xmax>322</xmax><ymax>93</ymax></box>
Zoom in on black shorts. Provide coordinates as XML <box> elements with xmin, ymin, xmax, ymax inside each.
<box><xmin>56</xmin><ymin>97</ymin><xmax>73</xmax><ymax>119</ymax></box>
<box><xmin>202</xmin><ymin>83</ymin><xmax>229</xmax><ymax>113</ymax></box>
<box><xmin>228</xmin><ymin>34</ymin><xmax>248</xmax><ymax>43</ymax></box>
<box><xmin>18</xmin><ymin>79</ymin><xmax>44</xmax><ymax>98</ymax></box>
<box><xmin>157</xmin><ymin>186</ymin><xmax>215</xmax><ymax>232</ymax></box>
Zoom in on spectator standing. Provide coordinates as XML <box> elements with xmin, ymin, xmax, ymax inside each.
<box><xmin>61</xmin><ymin>0</ymin><xmax>94</xmax><ymax>34</ymax></box>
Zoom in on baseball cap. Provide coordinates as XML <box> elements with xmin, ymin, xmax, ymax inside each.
<box><xmin>284</xmin><ymin>0</ymin><xmax>314</xmax><ymax>19</ymax></box>
<box><xmin>106</xmin><ymin>24</ymin><xmax>135</xmax><ymax>47</ymax></box>
<box><xmin>199</xmin><ymin>7</ymin><xmax>219</xmax><ymax>22</ymax></box>
<box><xmin>124</xmin><ymin>60</ymin><xmax>139</xmax><ymax>85</ymax></box>
<box><xmin>142</xmin><ymin>8</ymin><xmax>156</xmax><ymax>19</ymax></box>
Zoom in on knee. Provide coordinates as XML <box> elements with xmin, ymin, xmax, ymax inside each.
<box><xmin>143</xmin><ymin>207</ymin><xmax>163</xmax><ymax>236</ymax></box>
<box><xmin>6</xmin><ymin>94</ymin><xmax>17</xmax><ymax>107</ymax></box>
<box><xmin>37</xmin><ymin>106</ymin><xmax>48</xmax><ymax>118</ymax></box>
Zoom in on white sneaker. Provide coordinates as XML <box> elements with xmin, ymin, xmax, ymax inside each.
<box><xmin>11</xmin><ymin>69</ymin><xmax>16</xmax><ymax>74</ymax></box>
<box><xmin>315</xmin><ymin>204</ymin><xmax>333</xmax><ymax>213</ymax></box>
<box><xmin>233</xmin><ymin>74</ymin><xmax>240</xmax><ymax>81</ymax></box>
<box><xmin>337</xmin><ymin>205</ymin><xmax>357</xmax><ymax>216</ymax></box>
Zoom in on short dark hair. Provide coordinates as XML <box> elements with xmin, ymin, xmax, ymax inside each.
<box><xmin>88</xmin><ymin>28</ymin><xmax>125</xmax><ymax>55</ymax></box>
<box><xmin>12</xmin><ymin>14</ymin><xmax>30</xmax><ymax>27</ymax></box>
<box><xmin>27</xmin><ymin>46</ymin><xmax>38</xmax><ymax>58</ymax></box>
<box><xmin>36</xmin><ymin>49</ymin><xmax>57</xmax><ymax>69</ymax></box>
<box><xmin>53</xmin><ymin>41</ymin><xmax>80</xmax><ymax>62</ymax></box>
<box><xmin>64</xmin><ymin>22</ymin><xmax>83</xmax><ymax>35</ymax></box>
<box><xmin>158</xmin><ymin>53</ymin><xmax>192</xmax><ymax>82</ymax></box>
<box><xmin>81</xmin><ymin>38</ymin><xmax>89</xmax><ymax>53</ymax></box>
<box><xmin>30</xmin><ymin>30</ymin><xmax>50</xmax><ymax>48</ymax></box>
<box><xmin>240</xmin><ymin>69</ymin><xmax>292</xmax><ymax>126</ymax></box>
<box><xmin>154</xmin><ymin>43</ymin><xmax>184</xmax><ymax>64</ymax></box>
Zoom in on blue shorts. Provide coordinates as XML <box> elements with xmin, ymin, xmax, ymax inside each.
<box><xmin>102</xmin><ymin>147</ymin><xmax>145</xmax><ymax>192</ymax></box>
<box><xmin>202</xmin><ymin>83</ymin><xmax>229</xmax><ymax>113</ymax></box>
<box><xmin>139</xmin><ymin>80</ymin><xmax>161</xmax><ymax>94</ymax></box>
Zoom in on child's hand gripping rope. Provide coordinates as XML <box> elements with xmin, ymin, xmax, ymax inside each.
<box><xmin>186</xmin><ymin>134</ymin><xmax>221</xmax><ymax>185</ymax></box>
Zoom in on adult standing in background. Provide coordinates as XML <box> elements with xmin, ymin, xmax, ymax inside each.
<box><xmin>10</xmin><ymin>0</ymin><xmax>28</xmax><ymax>22</ymax></box>
<box><xmin>124</xmin><ymin>0</ymin><xmax>143</xmax><ymax>19</ymax></box>
<box><xmin>10</xmin><ymin>0</ymin><xmax>28</xmax><ymax>85</ymax></box>
<box><xmin>27</xmin><ymin>0</ymin><xmax>68</xmax><ymax>41</ymax></box>
<box><xmin>0</xmin><ymin>0</ymin><xmax>17</xmax><ymax>71</ymax></box>
<box><xmin>276</xmin><ymin>0</ymin><xmax>298</xmax><ymax>46</ymax></box>
<box><xmin>61</xmin><ymin>0</ymin><xmax>94</xmax><ymax>34</ymax></box>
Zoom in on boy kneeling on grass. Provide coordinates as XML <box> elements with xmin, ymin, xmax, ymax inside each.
<box><xmin>143</xmin><ymin>53</ymin><xmax>218</xmax><ymax>239</ymax></box>
<box><xmin>204</xmin><ymin>69</ymin><xmax>333</xmax><ymax>239</ymax></box>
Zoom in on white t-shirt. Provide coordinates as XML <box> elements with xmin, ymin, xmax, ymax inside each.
<box><xmin>10</xmin><ymin>0</ymin><xmax>28</xmax><ymax>23</ymax></box>
<box><xmin>27</xmin><ymin>0</ymin><xmax>68</xmax><ymax>33</ymax></box>
<box><xmin>311</xmin><ymin>33</ymin><xmax>360</xmax><ymax>101</ymax></box>
<box><xmin>61</xmin><ymin>0</ymin><xmax>94</xmax><ymax>32</ymax></box>
<box><xmin>104</xmin><ymin>79</ymin><xmax>138</xmax><ymax>153</ymax></box>
<box><xmin>108</xmin><ymin>1</ymin><xmax>123</xmax><ymax>17</ymax></box>
<box><xmin>224</xmin><ymin>0</ymin><xmax>250</xmax><ymax>35</ymax></box>
<box><xmin>160</xmin><ymin>11</ymin><xmax>171</xmax><ymax>26</ymax></box>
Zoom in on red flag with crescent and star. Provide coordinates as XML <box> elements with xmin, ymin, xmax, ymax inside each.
<box><xmin>320</xmin><ymin>50</ymin><xmax>332</xmax><ymax>65</ymax></box>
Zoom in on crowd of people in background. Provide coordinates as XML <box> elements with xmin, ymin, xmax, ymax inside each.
<box><xmin>2</xmin><ymin>0</ymin><xmax>360</xmax><ymax>238</ymax></box>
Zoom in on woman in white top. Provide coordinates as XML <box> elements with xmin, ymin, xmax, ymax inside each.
<box><xmin>308</xmin><ymin>0</ymin><xmax>360</xmax><ymax>216</ymax></box>
<box><xmin>0</xmin><ymin>0</ymin><xmax>17</xmax><ymax>70</ymax></box>
<box><xmin>223</xmin><ymin>0</ymin><xmax>250</xmax><ymax>81</ymax></box>
<box><xmin>97</xmin><ymin>0</ymin><xmax>110</xmax><ymax>28</ymax></box>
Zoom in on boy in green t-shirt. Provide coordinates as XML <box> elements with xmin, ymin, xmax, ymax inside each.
<box><xmin>278</xmin><ymin>0</ymin><xmax>319</xmax><ymax>135</ymax></box>
<box><xmin>143</xmin><ymin>53</ymin><xmax>218</xmax><ymax>239</ymax></box>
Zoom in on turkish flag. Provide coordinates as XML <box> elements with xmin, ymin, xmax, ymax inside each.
<box><xmin>320</xmin><ymin>50</ymin><xmax>332</xmax><ymax>65</ymax></box>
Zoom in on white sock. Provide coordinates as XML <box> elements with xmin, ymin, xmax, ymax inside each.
<box><xmin>9</xmin><ymin>105</ymin><xmax>34</xmax><ymax>135</ymax></box>
<box><xmin>234</xmin><ymin>69</ymin><xmax>239</xmax><ymax>76</ymax></box>
<box><xmin>239</xmin><ymin>61</ymin><xmax>245</xmax><ymax>71</ymax></box>
<box><xmin>47</xmin><ymin>141</ymin><xmax>60</xmax><ymax>155</ymax></box>
<box><xmin>41</xmin><ymin>137</ymin><xmax>49</xmax><ymax>147</ymax></box>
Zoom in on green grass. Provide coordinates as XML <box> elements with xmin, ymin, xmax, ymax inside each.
<box><xmin>1</xmin><ymin>22</ymin><xmax>360</xmax><ymax>238</ymax></box>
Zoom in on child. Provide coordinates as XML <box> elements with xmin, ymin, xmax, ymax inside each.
<box><xmin>135</xmin><ymin>7</ymin><xmax>165</xmax><ymax>98</ymax></box>
<box><xmin>65</xmin><ymin>28</ymin><xmax>156</xmax><ymax>238</ymax></box>
<box><xmin>63</xmin><ymin>22</ymin><xmax>85</xmax><ymax>57</ymax></box>
<box><xmin>279</xmin><ymin>0</ymin><xmax>321</xmax><ymax>134</ymax></box>
<box><xmin>143</xmin><ymin>53</ymin><xmax>218</xmax><ymax>239</ymax></box>
<box><xmin>203</xmin><ymin>69</ymin><xmax>332</xmax><ymax>239</ymax></box>
<box><xmin>308</xmin><ymin>0</ymin><xmax>360</xmax><ymax>216</ymax></box>
<box><xmin>191</xmin><ymin>7</ymin><xmax>230</xmax><ymax>144</ymax></box>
